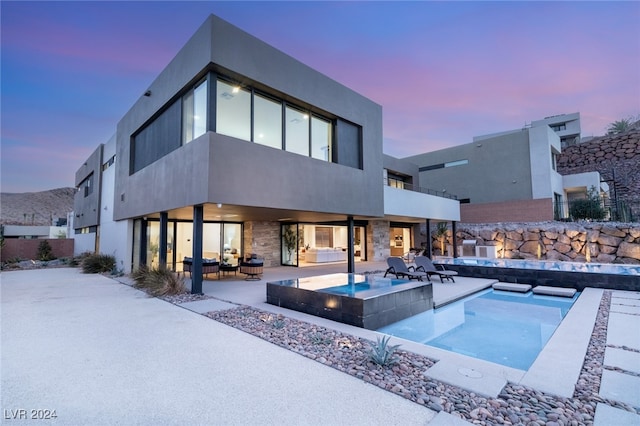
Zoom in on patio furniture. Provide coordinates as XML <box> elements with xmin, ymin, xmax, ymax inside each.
<box><xmin>384</xmin><ymin>256</ymin><xmax>428</xmax><ymax>281</ymax></box>
<box><xmin>414</xmin><ymin>256</ymin><xmax>458</xmax><ymax>283</ymax></box>
<box><xmin>402</xmin><ymin>251</ymin><xmax>416</xmax><ymax>263</ymax></box>
<box><xmin>219</xmin><ymin>263</ymin><xmax>239</xmax><ymax>277</ymax></box>
<box><xmin>183</xmin><ymin>257</ymin><xmax>220</xmax><ymax>279</ymax></box>
<box><xmin>239</xmin><ymin>254</ymin><xmax>263</xmax><ymax>281</ymax></box>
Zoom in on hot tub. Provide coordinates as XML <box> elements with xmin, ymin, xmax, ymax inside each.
<box><xmin>266</xmin><ymin>273</ymin><xmax>433</xmax><ymax>329</ymax></box>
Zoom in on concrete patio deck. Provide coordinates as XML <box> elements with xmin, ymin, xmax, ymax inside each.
<box><xmin>3</xmin><ymin>263</ymin><xmax>638</xmax><ymax>425</ymax></box>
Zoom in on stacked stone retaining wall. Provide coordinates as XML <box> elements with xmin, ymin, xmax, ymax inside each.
<box><xmin>433</xmin><ymin>222</ymin><xmax>640</xmax><ymax>264</ymax></box>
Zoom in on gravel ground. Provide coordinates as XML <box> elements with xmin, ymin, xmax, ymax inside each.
<box><xmin>199</xmin><ymin>289</ymin><xmax>639</xmax><ymax>426</ymax></box>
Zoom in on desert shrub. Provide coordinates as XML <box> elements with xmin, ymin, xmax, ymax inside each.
<box><xmin>366</xmin><ymin>335</ymin><xmax>401</xmax><ymax>367</ymax></box>
<box><xmin>131</xmin><ymin>265</ymin><xmax>186</xmax><ymax>296</ymax></box>
<box><xmin>37</xmin><ymin>240</ymin><xmax>55</xmax><ymax>261</ymax></box>
<box><xmin>81</xmin><ymin>253</ymin><xmax>116</xmax><ymax>274</ymax></box>
<box><xmin>69</xmin><ymin>251</ymin><xmax>92</xmax><ymax>267</ymax></box>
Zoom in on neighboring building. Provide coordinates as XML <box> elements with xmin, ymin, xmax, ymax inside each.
<box><xmin>406</xmin><ymin>119</ymin><xmax>608</xmax><ymax>223</ymax></box>
<box><xmin>73</xmin><ymin>14</ymin><xmax>459</xmax><ymax>287</ymax></box>
<box><xmin>2</xmin><ymin>225</ymin><xmax>68</xmax><ymax>239</ymax></box>
<box><xmin>531</xmin><ymin>112</ymin><xmax>581</xmax><ymax>148</ymax></box>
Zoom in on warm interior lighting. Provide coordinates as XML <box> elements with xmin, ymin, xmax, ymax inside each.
<box><xmin>232</xmin><ymin>86</ymin><xmax>240</xmax><ymax>93</ymax></box>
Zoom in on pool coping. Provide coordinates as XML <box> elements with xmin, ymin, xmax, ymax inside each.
<box><xmin>519</xmin><ymin>287</ymin><xmax>603</xmax><ymax>397</ymax></box>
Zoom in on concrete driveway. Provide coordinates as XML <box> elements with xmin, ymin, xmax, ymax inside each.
<box><xmin>1</xmin><ymin>268</ymin><xmax>435</xmax><ymax>425</ymax></box>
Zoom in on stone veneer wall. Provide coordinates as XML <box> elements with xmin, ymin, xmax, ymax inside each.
<box><xmin>432</xmin><ymin>221</ymin><xmax>640</xmax><ymax>264</ymax></box>
<box><xmin>243</xmin><ymin>221</ymin><xmax>281</xmax><ymax>267</ymax></box>
<box><xmin>368</xmin><ymin>220</ymin><xmax>390</xmax><ymax>261</ymax></box>
<box><xmin>557</xmin><ymin>127</ymin><xmax>640</xmax><ymax>219</ymax></box>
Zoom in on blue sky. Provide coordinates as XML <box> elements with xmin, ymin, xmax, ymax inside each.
<box><xmin>2</xmin><ymin>1</ymin><xmax>639</xmax><ymax>193</ymax></box>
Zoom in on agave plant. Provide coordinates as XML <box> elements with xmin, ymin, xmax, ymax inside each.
<box><xmin>367</xmin><ymin>335</ymin><xmax>401</xmax><ymax>367</ymax></box>
<box><xmin>309</xmin><ymin>332</ymin><xmax>333</xmax><ymax>345</ymax></box>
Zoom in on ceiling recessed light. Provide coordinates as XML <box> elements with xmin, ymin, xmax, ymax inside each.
<box><xmin>232</xmin><ymin>86</ymin><xmax>240</xmax><ymax>93</ymax></box>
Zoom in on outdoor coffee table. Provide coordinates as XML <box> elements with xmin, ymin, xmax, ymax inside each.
<box><xmin>219</xmin><ymin>264</ymin><xmax>239</xmax><ymax>277</ymax></box>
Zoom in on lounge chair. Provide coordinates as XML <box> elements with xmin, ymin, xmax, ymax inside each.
<box><xmin>414</xmin><ymin>256</ymin><xmax>458</xmax><ymax>283</ymax></box>
<box><xmin>384</xmin><ymin>256</ymin><xmax>428</xmax><ymax>281</ymax></box>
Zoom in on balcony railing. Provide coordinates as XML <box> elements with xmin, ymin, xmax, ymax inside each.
<box><xmin>384</xmin><ymin>178</ymin><xmax>458</xmax><ymax>200</ymax></box>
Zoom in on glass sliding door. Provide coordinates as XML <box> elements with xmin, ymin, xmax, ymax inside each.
<box><xmin>175</xmin><ymin>222</ymin><xmax>193</xmax><ymax>272</ymax></box>
<box><xmin>147</xmin><ymin>221</ymin><xmax>160</xmax><ymax>268</ymax></box>
<box><xmin>282</xmin><ymin>223</ymin><xmax>299</xmax><ymax>266</ymax></box>
<box><xmin>297</xmin><ymin>223</ymin><xmax>366</xmax><ymax>266</ymax></box>
<box><xmin>222</xmin><ymin>223</ymin><xmax>242</xmax><ymax>265</ymax></box>
<box><xmin>203</xmin><ymin>223</ymin><xmax>221</xmax><ymax>261</ymax></box>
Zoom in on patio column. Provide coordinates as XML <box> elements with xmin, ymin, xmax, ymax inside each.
<box><xmin>159</xmin><ymin>212</ymin><xmax>168</xmax><ymax>268</ymax></box>
<box><xmin>425</xmin><ymin>219</ymin><xmax>432</xmax><ymax>259</ymax></box>
<box><xmin>191</xmin><ymin>205</ymin><xmax>203</xmax><ymax>295</ymax></box>
<box><xmin>347</xmin><ymin>216</ymin><xmax>355</xmax><ymax>274</ymax></box>
<box><xmin>139</xmin><ymin>218</ymin><xmax>148</xmax><ymax>267</ymax></box>
<box><xmin>452</xmin><ymin>221</ymin><xmax>458</xmax><ymax>258</ymax></box>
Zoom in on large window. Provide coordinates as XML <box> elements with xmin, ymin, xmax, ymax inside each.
<box><xmin>254</xmin><ymin>94</ymin><xmax>282</xmax><ymax>149</ymax></box>
<box><xmin>131</xmin><ymin>100</ymin><xmax>181</xmax><ymax>174</ymax></box>
<box><xmin>214</xmin><ymin>76</ymin><xmax>344</xmax><ymax>165</ymax></box>
<box><xmin>216</xmin><ymin>80</ymin><xmax>251</xmax><ymax>140</ymax></box>
<box><xmin>80</xmin><ymin>173</ymin><xmax>93</xmax><ymax>197</ymax></box>
<box><xmin>182</xmin><ymin>80</ymin><xmax>208</xmax><ymax>144</ymax></box>
<box><xmin>285</xmin><ymin>106</ymin><xmax>309</xmax><ymax>156</ymax></box>
<box><xmin>311</xmin><ymin>116</ymin><xmax>331</xmax><ymax>161</ymax></box>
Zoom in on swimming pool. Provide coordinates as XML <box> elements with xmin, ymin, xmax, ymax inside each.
<box><xmin>378</xmin><ymin>288</ymin><xmax>579</xmax><ymax>370</ymax></box>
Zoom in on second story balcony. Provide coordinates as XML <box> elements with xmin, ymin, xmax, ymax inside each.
<box><xmin>383</xmin><ymin>178</ymin><xmax>460</xmax><ymax>222</ymax></box>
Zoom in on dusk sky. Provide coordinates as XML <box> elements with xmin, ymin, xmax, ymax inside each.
<box><xmin>2</xmin><ymin>1</ymin><xmax>639</xmax><ymax>193</ymax></box>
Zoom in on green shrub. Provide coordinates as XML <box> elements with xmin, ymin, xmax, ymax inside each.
<box><xmin>131</xmin><ymin>265</ymin><xmax>186</xmax><ymax>296</ymax></box>
<box><xmin>569</xmin><ymin>186</ymin><xmax>606</xmax><ymax>221</ymax></box>
<box><xmin>37</xmin><ymin>240</ymin><xmax>55</xmax><ymax>261</ymax></box>
<box><xmin>81</xmin><ymin>253</ymin><xmax>116</xmax><ymax>274</ymax></box>
<box><xmin>367</xmin><ymin>335</ymin><xmax>401</xmax><ymax>367</ymax></box>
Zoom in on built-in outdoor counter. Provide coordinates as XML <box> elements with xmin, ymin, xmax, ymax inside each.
<box><xmin>267</xmin><ymin>273</ymin><xmax>433</xmax><ymax>330</ymax></box>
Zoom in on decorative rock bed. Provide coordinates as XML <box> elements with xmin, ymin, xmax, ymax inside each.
<box><xmin>203</xmin><ymin>290</ymin><xmax>639</xmax><ymax>425</ymax></box>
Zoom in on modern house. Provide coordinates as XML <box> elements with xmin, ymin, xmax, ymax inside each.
<box><xmin>532</xmin><ymin>112</ymin><xmax>581</xmax><ymax>148</ymax></box>
<box><xmin>406</xmin><ymin>117</ymin><xmax>608</xmax><ymax>223</ymax></box>
<box><xmin>73</xmin><ymin>14</ymin><xmax>460</xmax><ymax>291</ymax></box>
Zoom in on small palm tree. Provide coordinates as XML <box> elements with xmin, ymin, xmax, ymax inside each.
<box><xmin>606</xmin><ymin>118</ymin><xmax>633</xmax><ymax>135</ymax></box>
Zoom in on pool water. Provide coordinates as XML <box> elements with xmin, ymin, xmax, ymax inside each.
<box><xmin>378</xmin><ymin>289</ymin><xmax>579</xmax><ymax>370</ymax></box>
<box><xmin>317</xmin><ymin>277</ymin><xmax>410</xmax><ymax>297</ymax></box>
